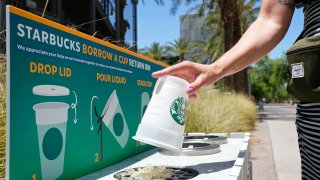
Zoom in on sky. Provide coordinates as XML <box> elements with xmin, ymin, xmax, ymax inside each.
<box><xmin>137</xmin><ymin>1</ymin><xmax>304</xmax><ymax>59</ymax></box>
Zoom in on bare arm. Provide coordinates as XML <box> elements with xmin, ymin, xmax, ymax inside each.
<box><xmin>211</xmin><ymin>0</ymin><xmax>295</xmax><ymax>79</ymax></box>
<box><xmin>152</xmin><ymin>0</ymin><xmax>296</xmax><ymax>97</ymax></box>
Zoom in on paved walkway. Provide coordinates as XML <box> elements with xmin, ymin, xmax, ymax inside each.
<box><xmin>251</xmin><ymin>103</ymin><xmax>301</xmax><ymax>180</ymax></box>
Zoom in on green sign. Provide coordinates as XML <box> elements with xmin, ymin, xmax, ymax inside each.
<box><xmin>6</xmin><ymin>6</ymin><xmax>166</xmax><ymax>180</ymax></box>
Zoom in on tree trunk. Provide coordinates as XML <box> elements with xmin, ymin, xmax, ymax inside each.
<box><xmin>221</xmin><ymin>0</ymin><xmax>236</xmax><ymax>91</ymax></box>
<box><xmin>220</xmin><ymin>0</ymin><xmax>249</xmax><ymax>95</ymax></box>
<box><xmin>233</xmin><ymin>4</ymin><xmax>249</xmax><ymax>94</ymax></box>
<box><xmin>179</xmin><ymin>52</ymin><xmax>185</xmax><ymax>62</ymax></box>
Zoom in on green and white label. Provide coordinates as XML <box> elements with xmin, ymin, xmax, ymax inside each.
<box><xmin>170</xmin><ymin>97</ymin><xmax>188</xmax><ymax>126</ymax></box>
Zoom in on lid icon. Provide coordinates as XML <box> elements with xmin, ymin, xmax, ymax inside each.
<box><xmin>33</xmin><ymin>85</ymin><xmax>70</xmax><ymax>96</ymax></box>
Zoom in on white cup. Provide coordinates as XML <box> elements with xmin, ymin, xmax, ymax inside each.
<box><xmin>133</xmin><ymin>75</ymin><xmax>189</xmax><ymax>151</ymax></box>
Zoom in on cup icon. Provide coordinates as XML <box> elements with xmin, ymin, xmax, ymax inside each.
<box><xmin>102</xmin><ymin>90</ymin><xmax>129</xmax><ymax>148</ymax></box>
<box><xmin>33</xmin><ymin>102</ymin><xmax>69</xmax><ymax>180</ymax></box>
<box><xmin>138</xmin><ymin>92</ymin><xmax>151</xmax><ymax>146</ymax></box>
<box><xmin>133</xmin><ymin>76</ymin><xmax>189</xmax><ymax>151</ymax></box>
<box><xmin>33</xmin><ymin>85</ymin><xmax>70</xmax><ymax>180</ymax></box>
<box><xmin>141</xmin><ymin>92</ymin><xmax>150</xmax><ymax>118</ymax></box>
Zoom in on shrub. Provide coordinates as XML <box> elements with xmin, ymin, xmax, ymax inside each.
<box><xmin>0</xmin><ymin>56</ymin><xmax>6</xmax><ymax>178</ymax></box>
<box><xmin>185</xmin><ymin>87</ymin><xmax>256</xmax><ymax>134</ymax></box>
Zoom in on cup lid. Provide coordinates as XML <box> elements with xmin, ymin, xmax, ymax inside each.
<box><xmin>33</xmin><ymin>85</ymin><xmax>70</xmax><ymax>96</ymax></box>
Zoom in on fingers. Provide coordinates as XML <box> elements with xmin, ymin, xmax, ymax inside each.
<box><xmin>152</xmin><ymin>61</ymin><xmax>193</xmax><ymax>78</ymax></box>
<box><xmin>187</xmin><ymin>74</ymin><xmax>207</xmax><ymax>95</ymax></box>
<box><xmin>188</xmin><ymin>93</ymin><xmax>197</xmax><ymax>100</ymax></box>
<box><xmin>186</xmin><ymin>78</ymin><xmax>205</xmax><ymax>99</ymax></box>
<box><xmin>190</xmin><ymin>75</ymin><xmax>206</xmax><ymax>90</ymax></box>
<box><xmin>152</xmin><ymin>61</ymin><xmax>209</xmax><ymax>99</ymax></box>
<box><xmin>187</xmin><ymin>87</ymin><xmax>196</xmax><ymax>95</ymax></box>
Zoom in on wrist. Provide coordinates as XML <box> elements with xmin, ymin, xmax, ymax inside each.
<box><xmin>209</xmin><ymin>61</ymin><xmax>225</xmax><ymax>81</ymax></box>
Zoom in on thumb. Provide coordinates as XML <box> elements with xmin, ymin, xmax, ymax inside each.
<box><xmin>188</xmin><ymin>75</ymin><xmax>206</xmax><ymax>93</ymax></box>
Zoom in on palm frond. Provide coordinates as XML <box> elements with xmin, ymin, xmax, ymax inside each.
<box><xmin>140</xmin><ymin>0</ymin><xmax>165</xmax><ymax>6</ymax></box>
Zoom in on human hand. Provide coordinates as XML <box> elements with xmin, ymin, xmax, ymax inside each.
<box><xmin>152</xmin><ymin>61</ymin><xmax>222</xmax><ymax>99</ymax></box>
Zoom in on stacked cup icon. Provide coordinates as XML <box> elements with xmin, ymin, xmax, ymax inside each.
<box><xmin>141</xmin><ymin>92</ymin><xmax>150</xmax><ymax>119</ymax></box>
<box><xmin>33</xmin><ymin>85</ymin><xmax>70</xmax><ymax>180</ymax></box>
<box><xmin>138</xmin><ymin>92</ymin><xmax>150</xmax><ymax>146</ymax></box>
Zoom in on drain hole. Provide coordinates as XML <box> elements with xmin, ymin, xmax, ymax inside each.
<box><xmin>184</xmin><ymin>135</ymin><xmax>228</xmax><ymax>145</ymax></box>
<box><xmin>185</xmin><ymin>135</ymin><xmax>219</xmax><ymax>140</ymax></box>
<box><xmin>114</xmin><ymin>166</ymin><xmax>199</xmax><ymax>180</ymax></box>
<box><xmin>182</xmin><ymin>142</ymin><xmax>209</xmax><ymax>148</ymax></box>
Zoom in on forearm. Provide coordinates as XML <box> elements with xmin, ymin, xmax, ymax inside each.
<box><xmin>152</xmin><ymin>0</ymin><xmax>296</xmax><ymax>94</ymax></box>
<box><xmin>211</xmin><ymin>0</ymin><xmax>295</xmax><ymax>80</ymax></box>
<box><xmin>217</xmin><ymin>17</ymin><xmax>288</xmax><ymax>76</ymax></box>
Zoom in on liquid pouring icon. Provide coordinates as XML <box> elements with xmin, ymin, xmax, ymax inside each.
<box><xmin>94</xmin><ymin>90</ymin><xmax>129</xmax><ymax>149</ymax></box>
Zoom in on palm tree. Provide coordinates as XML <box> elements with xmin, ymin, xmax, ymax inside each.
<box><xmin>140</xmin><ymin>0</ymin><xmax>164</xmax><ymax>6</ymax></box>
<box><xmin>166</xmin><ymin>38</ymin><xmax>192</xmax><ymax>62</ymax></box>
<box><xmin>224</xmin><ymin>0</ymin><xmax>259</xmax><ymax>93</ymax></box>
<box><xmin>239</xmin><ymin>0</ymin><xmax>260</xmax><ymax>32</ymax></box>
<box><xmin>140</xmin><ymin>42</ymin><xmax>165</xmax><ymax>61</ymax></box>
<box><xmin>190</xmin><ymin>39</ymin><xmax>222</xmax><ymax>63</ymax></box>
<box><xmin>170</xmin><ymin>0</ymin><xmax>259</xmax><ymax>94</ymax></box>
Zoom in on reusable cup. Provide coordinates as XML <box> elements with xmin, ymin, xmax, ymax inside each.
<box><xmin>133</xmin><ymin>75</ymin><xmax>189</xmax><ymax>151</ymax></box>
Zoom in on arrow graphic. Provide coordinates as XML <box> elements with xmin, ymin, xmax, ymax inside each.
<box><xmin>90</xmin><ymin>96</ymin><xmax>99</xmax><ymax>130</ymax></box>
<box><xmin>71</xmin><ymin>91</ymin><xmax>78</xmax><ymax>124</ymax></box>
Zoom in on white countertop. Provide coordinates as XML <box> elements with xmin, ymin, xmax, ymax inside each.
<box><xmin>80</xmin><ymin>133</ymin><xmax>250</xmax><ymax>180</ymax></box>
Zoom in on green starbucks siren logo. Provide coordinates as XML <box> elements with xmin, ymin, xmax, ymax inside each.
<box><xmin>170</xmin><ymin>97</ymin><xmax>188</xmax><ymax>125</ymax></box>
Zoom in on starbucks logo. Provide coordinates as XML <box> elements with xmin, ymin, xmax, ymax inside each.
<box><xmin>170</xmin><ymin>97</ymin><xmax>188</xmax><ymax>125</ymax></box>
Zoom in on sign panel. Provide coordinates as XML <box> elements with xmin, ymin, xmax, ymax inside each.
<box><xmin>6</xmin><ymin>6</ymin><xmax>166</xmax><ymax>179</ymax></box>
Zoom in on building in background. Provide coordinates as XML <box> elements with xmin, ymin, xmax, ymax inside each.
<box><xmin>180</xmin><ymin>14</ymin><xmax>207</xmax><ymax>42</ymax></box>
<box><xmin>180</xmin><ymin>14</ymin><xmax>210</xmax><ymax>63</ymax></box>
<box><xmin>0</xmin><ymin>0</ymin><xmax>137</xmax><ymax>53</ymax></box>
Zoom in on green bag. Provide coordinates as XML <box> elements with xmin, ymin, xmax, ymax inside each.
<box><xmin>286</xmin><ymin>35</ymin><xmax>320</xmax><ymax>102</ymax></box>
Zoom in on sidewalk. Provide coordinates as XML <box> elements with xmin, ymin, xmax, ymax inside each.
<box><xmin>251</xmin><ymin>103</ymin><xmax>301</xmax><ymax>180</ymax></box>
